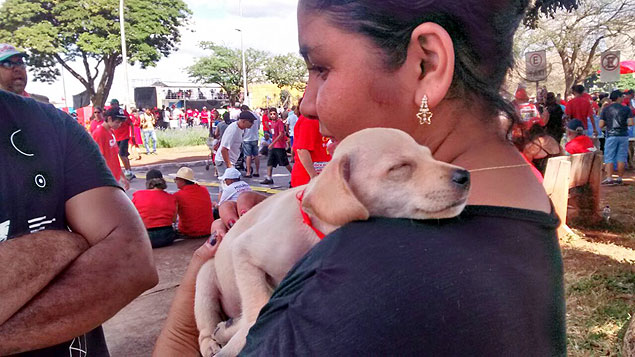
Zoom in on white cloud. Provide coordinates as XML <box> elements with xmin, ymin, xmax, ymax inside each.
<box><xmin>26</xmin><ymin>0</ymin><xmax>300</xmax><ymax>106</ymax></box>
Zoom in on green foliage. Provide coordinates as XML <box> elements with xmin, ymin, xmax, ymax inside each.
<box><xmin>0</xmin><ymin>0</ymin><xmax>191</xmax><ymax>106</ymax></box>
<box><xmin>617</xmin><ymin>73</ymin><xmax>635</xmax><ymax>90</ymax></box>
<box><xmin>188</xmin><ymin>42</ymin><xmax>270</xmax><ymax>105</ymax></box>
<box><xmin>155</xmin><ymin>127</ymin><xmax>207</xmax><ymax>148</ymax></box>
<box><xmin>264</xmin><ymin>53</ymin><xmax>307</xmax><ymax>90</ymax></box>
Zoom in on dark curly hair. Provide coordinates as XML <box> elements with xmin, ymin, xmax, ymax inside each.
<box><xmin>146</xmin><ymin>178</ymin><xmax>167</xmax><ymax>190</ymax></box>
<box><xmin>300</xmin><ymin>0</ymin><xmax>530</xmax><ymax>127</ymax></box>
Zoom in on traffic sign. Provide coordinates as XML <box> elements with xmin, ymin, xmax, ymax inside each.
<box><xmin>526</xmin><ymin>50</ymin><xmax>547</xmax><ymax>82</ymax></box>
<box><xmin>600</xmin><ymin>51</ymin><xmax>620</xmax><ymax>83</ymax></box>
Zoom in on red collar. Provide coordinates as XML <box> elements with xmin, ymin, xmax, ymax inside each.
<box><xmin>296</xmin><ymin>189</ymin><xmax>326</xmax><ymax>240</ymax></box>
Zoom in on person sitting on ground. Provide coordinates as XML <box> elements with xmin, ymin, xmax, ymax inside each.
<box><xmin>91</xmin><ymin>107</ymin><xmax>130</xmax><ymax>190</ymax></box>
<box><xmin>132</xmin><ymin>169</ymin><xmax>177</xmax><ymax>248</ymax></box>
<box><xmin>173</xmin><ymin>167</ymin><xmax>213</xmax><ymax>239</ymax></box>
<box><xmin>259</xmin><ymin>132</ymin><xmax>272</xmax><ymax>157</ymax></box>
<box><xmin>564</xmin><ymin>119</ymin><xmax>596</xmax><ymax>155</ymax></box>
<box><xmin>514</xmin><ymin>123</ymin><xmax>563</xmax><ymax>176</ymax></box>
<box><xmin>218</xmin><ymin>168</ymin><xmax>253</xmax><ymax>205</ymax></box>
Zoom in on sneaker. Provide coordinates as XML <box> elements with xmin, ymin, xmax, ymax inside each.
<box><xmin>244</xmin><ymin>173</ymin><xmax>252</xmax><ymax>178</ymax></box>
<box><xmin>125</xmin><ymin>172</ymin><xmax>136</xmax><ymax>180</ymax></box>
<box><xmin>601</xmin><ymin>178</ymin><xmax>615</xmax><ymax>185</ymax></box>
<box><xmin>260</xmin><ymin>178</ymin><xmax>274</xmax><ymax>185</ymax></box>
<box><xmin>253</xmin><ymin>173</ymin><xmax>260</xmax><ymax>177</ymax></box>
<box><xmin>615</xmin><ymin>177</ymin><xmax>623</xmax><ymax>185</ymax></box>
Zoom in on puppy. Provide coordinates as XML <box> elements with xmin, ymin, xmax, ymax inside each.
<box><xmin>195</xmin><ymin>128</ymin><xmax>471</xmax><ymax>356</ymax></box>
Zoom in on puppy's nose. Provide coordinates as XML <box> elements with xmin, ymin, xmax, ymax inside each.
<box><xmin>451</xmin><ymin>169</ymin><xmax>470</xmax><ymax>188</ymax></box>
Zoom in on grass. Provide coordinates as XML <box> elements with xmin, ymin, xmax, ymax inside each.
<box><xmin>155</xmin><ymin>127</ymin><xmax>209</xmax><ymax>148</ymax></box>
<box><xmin>565</xmin><ymin>178</ymin><xmax>635</xmax><ymax>356</ymax></box>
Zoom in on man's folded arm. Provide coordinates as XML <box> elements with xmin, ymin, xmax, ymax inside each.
<box><xmin>0</xmin><ymin>186</ymin><xmax>158</xmax><ymax>354</ymax></box>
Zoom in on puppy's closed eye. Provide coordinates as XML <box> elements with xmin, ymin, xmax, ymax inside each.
<box><xmin>386</xmin><ymin>162</ymin><xmax>414</xmax><ymax>181</ymax></box>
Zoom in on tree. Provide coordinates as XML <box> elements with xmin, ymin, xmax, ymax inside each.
<box><xmin>188</xmin><ymin>42</ymin><xmax>270</xmax><ymax>105</ymax></box>
<box><xmin>0</xmin><ymin>0</ymin><xmax>191</xmax><ymax>107</ymax></box>
<box><xmin>515</xmin><ymin>0</ymin><xmax>635</xmax><ymax>97</ymax></box>
<box><xmin>523</xmin><ymin>0</ymin><xmax>579</xmax><ymax>29</ymax></box>
<box><xmin>264</xmin><ymin>53</ymin><xmax>308</xmax><ymax>91</ymax></box>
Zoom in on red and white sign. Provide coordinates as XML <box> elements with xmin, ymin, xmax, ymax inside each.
<box><xmin>600</xmin><ymin>51</ymin><xmax>621</xmax><ymax>83</ymax></box>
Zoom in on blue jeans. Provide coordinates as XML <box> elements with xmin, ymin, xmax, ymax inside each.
<box><xmin>143</xmin><ymin>129</ymin><xmax>157</xmax><ymax>153</ymax></box>
<box><xmin>147</xmin><ymin>226</ymin><xmax>176</xmax><ymax>248</ymax></box>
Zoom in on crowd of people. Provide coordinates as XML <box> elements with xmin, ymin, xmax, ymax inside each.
<box><xmin>511</xmin><ymin>85</ymin><xmax>634</xmax><ymax>184</ymax></box>
<box><xmin>1</xmin><ymin>0</ymin><xmax>634</xmax><ymax>351</ymax></box>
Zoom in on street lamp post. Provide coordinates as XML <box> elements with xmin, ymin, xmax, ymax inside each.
<box><xmin>119</xmin><ymin>0</ymin><xmax>131</xmax><ymax>107</ymax></box>
<box><xmin>237</xmin><ymin>0</ymin><xmax>249</xmax><ymax>107</ymax></box>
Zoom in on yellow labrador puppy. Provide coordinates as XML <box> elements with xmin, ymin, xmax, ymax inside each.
<box><xmin>195</xmin><ymin>127</ymin><xmax>471</xmax><ymax>356</ymax></box>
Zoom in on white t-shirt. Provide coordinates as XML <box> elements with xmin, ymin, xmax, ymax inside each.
<box><xmin>243</xmin><ymin>113</ymin><xmax>261</xmax><ymax>142</ymax></box>
<box><xmin>215</xmin><ymin>121</ymin><xmax>244</xmax><ymax>165</ymax></box>
<box><xmin>219</xmin><ymin>181</ymin><xmax>252</xmax><ymax>204</ymax></box>
<box><xmin>288</xmin><ymin>112</ymin><xmax>298</xmax><ymax>137</ymax></box>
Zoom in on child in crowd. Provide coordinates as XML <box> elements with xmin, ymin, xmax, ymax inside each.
<box><xmin>218</xmin><ymin>168</ymin><xmax>252</xmax><ymax>205</ymax></box>
<box><xmin>564</xmin><ymin>119</ymin><xmax>596</xmax><ymax>155</ymax></box>
<box><xmin>259</xmin><ymin>132</ymin><xmax>272</xmax><ymax>157</ymax></box>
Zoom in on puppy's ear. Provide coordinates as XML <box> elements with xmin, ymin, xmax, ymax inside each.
<box><xmin>302</xmin><ymin>154</ymin><xmax>369</xmax><ymax>227</ymax></box>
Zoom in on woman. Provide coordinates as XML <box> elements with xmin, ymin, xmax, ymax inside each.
<box><xmin>542</xmin><ymin>92</ymin><xmax>565</xmax><ymax>143</ymax></box>
<box><xmin>156</xmin><ymin>1</ymin><xmax>565</xmax><ymax>355</ymax></box>
<box><xmin>88</xmin><ymin>106</ymin><xmax>104</xmax><ymax>134</ymax></box>
<box><xmin>130</xmin><ymin>108</ymin><xmax>143</xmax><ymax>160</ymax></box>
<box><xmin>516</xmin><ymin>123</ymin><xmax>564</xmax><ymax>175</ymax></box>
<box><xmin>132</xmin><ymin>169</ymin><xmax>177</xmax><ymax>248</ymax></box>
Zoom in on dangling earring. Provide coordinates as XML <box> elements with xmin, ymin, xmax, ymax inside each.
<box><xmin>417</xmin><ymin>95</ymin><xmax>432</xmax><ymax>125</ymax></box>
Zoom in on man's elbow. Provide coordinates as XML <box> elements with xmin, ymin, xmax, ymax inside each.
<box><xmin>115</xmin><ymin>225</ymin><xmax>159</xmax><ymax>292</ymax></box>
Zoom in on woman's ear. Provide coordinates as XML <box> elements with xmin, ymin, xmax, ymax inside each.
<box><xmin>405</xmin><ymin>22</ymin><xmax>455</xmax><ymax>109</ymax></box>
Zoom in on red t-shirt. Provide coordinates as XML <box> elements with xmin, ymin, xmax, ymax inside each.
<box><xmin>132</xmin><ymin>190</ymin><xmax>177</xmax><ymax>229</ymax></box>
<box><xmin>112</xmin><ymin>108</ymin><xmax>132</xmax><ymax>141</ymax></box>
<box><xmin>89</xmin><ymin>119</ymin><xmax>103</xmax><ymax>134</ymax></box>
<box><xmin>291</xmin><ymin>116</ymin><xmax>332</xmax><ymax>187</ymax></box>
<box><xmin>565</xmin><ymin>97</ymin><xmax>593</xmax><ymax>128</ymax></box>
<box><xmin>91</xmin><ymin>124</ymin><xmax>122</xmax><ymax>181</ymax></box>
<box><xmin>565</xmin><ymin>135</ymin><xmax>594</xmax><ymax>155</ymax></box>
<box><xmin>623</xmin><ymin>98</ymin><xmax>635</xmax><ymax>115</ymax></box>
<box><xmin>271</xmin><ymin>120</ymin><xmax>287</xmax><ymax>149</ymax></box>
<box><xmin>262</xmin><ymin>113</ymin><xmax>271</xmax><ymax>132</ymax></box>
<box><xmin>173</xmin><ymin>184</ymin><xmax>213</xmax><ymax>237</ymax></box>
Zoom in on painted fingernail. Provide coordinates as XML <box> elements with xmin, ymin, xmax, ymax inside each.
<box><xmin>210</xmin><ymin>238</ymin><xmax>217</xmax><ymax>246</ymax></box>
<box><xmin>228</xmin><ymin>219</ymin><xmax>236</xmax><ymax>228</ymax></box>
<box><xmin>239</xmin><ymin>209</ymin><xmax>247</xmax><ymax>216</ymax></box>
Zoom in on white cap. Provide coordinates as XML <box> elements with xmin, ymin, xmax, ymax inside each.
<box><xmin>219</xmin><ymin>167</ymin><xmax>241</xmax><ymax>180</ymax></box>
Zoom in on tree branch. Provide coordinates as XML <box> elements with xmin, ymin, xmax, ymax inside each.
<box><xmin>53</xmin><ymin>54</ymin><xmax>90</xmax><ymax>91</ymax></box>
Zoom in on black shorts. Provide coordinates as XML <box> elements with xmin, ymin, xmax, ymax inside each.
<box><xmin>117</xmin><ymin>139</ymin><xmax>129</xmax><ymax>157</ymax></box>
<box><xmin>267</xmin><ymin>148</ymin><xmax>289</xmax><ymax>167</ymax></box>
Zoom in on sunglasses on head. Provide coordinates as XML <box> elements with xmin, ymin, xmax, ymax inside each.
<box><xmin>0</xmin><ymin>60</ymin><xmax>26</xmax><ymax>69</ymax></box>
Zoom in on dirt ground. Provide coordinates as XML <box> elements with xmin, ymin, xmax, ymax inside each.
<box><xmin>129</xmin><ymin>145</ymin><xmax>210</xmax><ymax>168</ymax></box>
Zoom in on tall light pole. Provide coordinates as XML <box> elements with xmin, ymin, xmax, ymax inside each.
<box><xmin>237</xmin><ymin>0</ymin><xmax>249</xmax><ymax>106</ymax></box>
<box><xmin>119</xmin><ymin>0</ymin><xmax>131</xmax><ymax>107</ymax></box>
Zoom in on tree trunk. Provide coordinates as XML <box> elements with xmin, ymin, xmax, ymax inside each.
<box><xmin>92</xmin><ymin>55</ymin><xmax>120</xmax><ymax>108</ymax></box>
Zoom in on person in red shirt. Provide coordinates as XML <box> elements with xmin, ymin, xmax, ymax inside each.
<box><xmin>260</xmin><ymin>108</ymin><xmax>293</xmax><ymax>185</ymax></box>
<box><xmin>200</xmin><ymin>106</ymin><xmax>211</xmax><ymax>128</ymax></box>
<box><xmin>291</xmin><ymin>114</ymin><xmax>332</xmax><ymax>187</ymax></box>
<box><xmin>261</xmin><ymin>109</ymin><xmax>271</xmax><ymax>133</ymax></box>
<box><xmin>132</xmin><ymin>169</ymin><xmax>177</xmax><ymax>248</ymax></box>
<box><xmin>564</xmin><ymin>119</ymin><xmax>596</xmax><ymax>155</ymax></box>
<box><xmin>565</xmin><ymin>85</ymin><xmax>597</xmax><ymax>135</ymax></box>
<box><xmin>109</xmin><ymin>99</ymin><xmax>135</xmax><ymax>179</ymax></box>
<box><xmin>91</xmin><ymin>107</ymin><xmax>130</xmax><ymax>190</ymax></box>
<box><xmin>89</xmin><ymin>106</ymin><xmax>104</xmax><ymax>134</ymax></box>
<box><xmin>173</xmin><ymin>167</ymin><xmax>213</xmax><ymax>238</ymax></box>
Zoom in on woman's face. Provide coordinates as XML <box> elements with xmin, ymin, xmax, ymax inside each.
<box><xmin>298</xmin><ymin>7</ymin><xmax>417</xmax><ymax>143</ymax></box>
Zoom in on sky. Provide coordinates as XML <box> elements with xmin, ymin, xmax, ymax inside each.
<box><xmin>23</xmin><ymin>0</ymin><xmax>301</xmax><ymax>105</ymax></box>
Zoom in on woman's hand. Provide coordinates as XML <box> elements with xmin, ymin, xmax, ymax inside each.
<box><xmin>153</xmin><ymin>239</ymin><xmax>221</xmax><ymax>356</ymax></box>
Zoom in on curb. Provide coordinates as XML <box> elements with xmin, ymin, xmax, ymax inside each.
<box><xmin>131</xmin><ymin>160</ymin><xmax>209</xmax><ymax>173</ymax></box>
<box><xmin>135</xmin><ymin>173</ymin><xmax>284</xmax><ymax>195</ymax></box>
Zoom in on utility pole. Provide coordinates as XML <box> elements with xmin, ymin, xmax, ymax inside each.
<box><xmin>119</xmin><ymin>0</ymin><xmax>131</xmax><ymax>107</ymax></box>
<box><xmin>238</xmin><ymin>0</ymin><xmax>249</xmax><ymax>107</ymax></box>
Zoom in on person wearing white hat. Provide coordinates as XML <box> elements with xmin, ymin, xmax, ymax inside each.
<box><xmin>173</xmin><ymin>167</ymin><xmax>213</xmax><ymax>238</ymax></box>
<box><xmin>218</xmin><ymin>167</ymin><xmax>252</xmax><ymax>205</ymax></box>
<box><xmin>0</xmin><ymin>44</ymin><xmax>28</xmax><ymax>95</ymax></box>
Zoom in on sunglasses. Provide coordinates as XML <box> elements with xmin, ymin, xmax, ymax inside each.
<box><xmin>0</xmin><ymin>60</ymin><xmax>26</xmax><ymax>70</ymax></box>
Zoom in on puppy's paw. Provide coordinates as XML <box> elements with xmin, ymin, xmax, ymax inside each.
<box><xmin>214</xmin><ymin>318</ymin><xmax>240</xmax><ymax>346</ymax></box>
<box><xmin>199</xmin><ymin>329</ymin><xmax>222</xmax><ymax>357</ymax></box>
